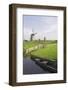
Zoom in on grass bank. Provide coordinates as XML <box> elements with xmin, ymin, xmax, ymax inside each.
<box><xmin>31</xmin><ymin>43</ymin><xmax>57</xmax><ymax>61</ymax></box>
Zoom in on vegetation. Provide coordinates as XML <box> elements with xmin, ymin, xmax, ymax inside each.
<box><xmin>23</xmin><ymin>40</ymin><xmax>57</xmax><ymax>61</ymax></box>
<box><xmin>23</xmin><ymin>40</ymin><xmax>57</xmax><ymax>49</ymax></box>
<box><xmin>31</xmin><ymin>43</ymin><xmax>57</xmax><ymax>61</ymax></box>
<box><xmin>23</xmin><ymin>40</ymin><xmax>43</xmax><ymax>49</ymax></box>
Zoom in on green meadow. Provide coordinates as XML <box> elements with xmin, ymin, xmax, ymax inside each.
<box><xmin>23</xmin><ymin>40</ymin><xmax>57</xmax><ymax>61</ymax></box>
<box><xmin>31</xmin><ymin>43</ymin><xmax>57</xmax><ymax>61</ymax></box>
<box><xmin>23</xmin><ymin>41</ymin><xmax>39</xmax><ymax>49</ymax></box>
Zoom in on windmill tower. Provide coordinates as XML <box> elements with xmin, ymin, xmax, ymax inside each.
<box><xmin>30</xmin><ymin>29</ymin><xmax>37</xmax><ymax>41</ymax></box>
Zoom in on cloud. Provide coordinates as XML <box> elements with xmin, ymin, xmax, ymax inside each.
<box><xmin>23</xmin><ymin>15</ymin><xmax>58</xmax><ymax>40</ymax></box>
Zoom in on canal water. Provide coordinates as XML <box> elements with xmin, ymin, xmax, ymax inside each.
<box><xmin>23</xmin><ymin>57</ymin><xmax>50</xmax><ymax>75</ymax></box>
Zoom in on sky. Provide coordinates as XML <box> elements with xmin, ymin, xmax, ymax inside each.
<box><xmin>23</xmin><ymin>15</ymin><xmax>58</xmax><ymax>40</ymax></box>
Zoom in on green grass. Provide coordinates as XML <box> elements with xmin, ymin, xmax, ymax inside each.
<box><xmin>31</xmin><ymin>43</ymin><xmax>57</xmax><ymax>61</ymax></box>
<box><xmin>23</xmin><ymin>40</ymin><xmax>57</xmax><ymax>61</ymax></box>
<box><xmin>24</xmin><ymin>41</ymin><xmax>40</xmax><ymax>49</ymax></box>
<box><xmin>23</xmin><ymin>40</ymin><xmax>57</xmax><ymax>49</ymax></box>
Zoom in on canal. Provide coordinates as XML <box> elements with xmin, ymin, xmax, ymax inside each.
<box><xmin>23</xmin><ymin>57</ymin><xmax>50</xmax><ymax>75</ymax></box>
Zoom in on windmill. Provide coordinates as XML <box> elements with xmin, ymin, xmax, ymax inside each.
<box><xmin>30</xmin><ymin>29</ymin><xmax>37</xmax><ymax>41</ymax></box>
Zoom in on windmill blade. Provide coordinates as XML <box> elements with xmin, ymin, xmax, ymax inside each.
<box><xmin>32</xmin><ymin>29</ymin><xmax>37</xmax><ymax>35</ymax></box>
<box><xmin>32</xmin><ymin>29</ymin><xmax>34</xmax><ymax>33</ymax></box>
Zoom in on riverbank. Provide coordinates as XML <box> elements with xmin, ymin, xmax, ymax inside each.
<box><xmin>31</xmin><ymin>55</ymin><xmax>57</xmax><ymax>73</ymax></box>
<box><xmin>23</xmin><ymin>40</ymin><xmax>57</xmax><ymax>74</ymax></box>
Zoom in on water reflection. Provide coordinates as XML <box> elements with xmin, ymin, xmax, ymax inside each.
<box><xmin>23</xmin><ymin>57</ymin><xmax>50</xmax><ymax>75</ymax></box>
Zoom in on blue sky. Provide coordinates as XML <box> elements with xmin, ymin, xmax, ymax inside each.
<box><xmin>23</xmin><ymin>15</ymin><xmax>58</xmax><ymax>40</ymax></box>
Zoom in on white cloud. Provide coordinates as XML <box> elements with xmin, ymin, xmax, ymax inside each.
<box><xmin>23</xmin><ymin>16</ymin><xmax>58</xmax><ymax>40</ymax></box>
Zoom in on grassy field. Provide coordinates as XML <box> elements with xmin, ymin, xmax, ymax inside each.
<box><xmin>23</xmin><ymin>41</ymin><xmax>39</xmax><ymax>49</ymax></box>
<box><xmin>23</xmin><ymin>40</ymin><xmax>57</xmax><ymax>49</ymax></box>
<box><xmin>31</xmin><ymin>43</ymin><xmax>57</xmax><ymax>61</ymax></box>
<box><xmin>23</xmin><ymin>40</ymin><xmax>57</xmax><ymax>61</ymax></box>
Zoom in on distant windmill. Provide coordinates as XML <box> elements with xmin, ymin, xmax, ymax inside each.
<box><xmin>30</xmin><ymin>29</ymin><xmax>37</xmax><ymax>41</ymax></box>
<box><xmin>44</xmin><ymin>36</ymin><xmax>46</xmax><ymax>42</ymax></box>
